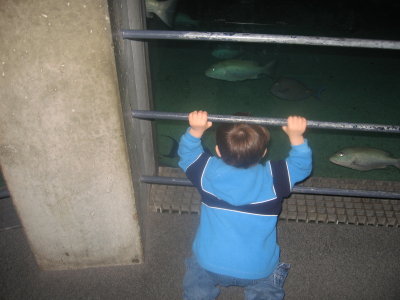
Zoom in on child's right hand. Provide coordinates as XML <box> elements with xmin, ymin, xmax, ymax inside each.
<box><xmin>282</xmin><ymin>116</ymin><xmax>307</xmax><ymax>146</ymax></box>
<box><xmin>188</xmin><ymin>110</ymin><xmax>213</xmax><ymax>138</ymax></box>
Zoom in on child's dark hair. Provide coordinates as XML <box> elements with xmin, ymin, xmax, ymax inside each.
<box><xmin>216</xmin><ymin>122</ymin><xmax>270</xmax><ymax>168</ymax></box>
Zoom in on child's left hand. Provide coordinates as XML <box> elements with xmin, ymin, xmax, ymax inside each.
<box><xmin>188</xmin><ymin>110</ymin><xmax>213</xmax><ymax>138</ymax></box>
<box><xmin>282</xmin><ymin>115</ymin><xmax>307</xmax><ymax>146</ymax></box>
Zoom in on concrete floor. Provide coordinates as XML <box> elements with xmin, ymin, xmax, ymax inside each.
<box><xmin>1</xmin><ymin>196</ymin><xmax>400</xmax><ymax>300</ymax></box>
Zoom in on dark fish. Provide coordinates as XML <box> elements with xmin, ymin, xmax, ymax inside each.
<box><xmin>271</xmin><ymin>77</ymin><xmax>323</xmax><ymax>101</ymax></box>
<box><xmin>161</xmin><ymin>135</ymin><xmax>179</xmax><ymax>158</ymax></box>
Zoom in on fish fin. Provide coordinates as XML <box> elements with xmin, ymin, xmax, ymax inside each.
<box><xmin>161</xmin><ymin>135</ymin><xmax>179</xmax><ymax>158</ymax></box>
<box><xmin>313</xmin><ymin>87</ymin><xmax>326</xmax><ymax>100</ymax></box>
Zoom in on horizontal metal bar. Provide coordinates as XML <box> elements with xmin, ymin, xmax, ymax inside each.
<box><xmin>132</xmin><ymin>110</ymin><xmax>400</xmax><ymax>134</ymax></box>
<box><xmin>122</xmin><ymin>30</ymin><xmax>400</xmax><ymax>50</ymax></box>
<box><xmin>0</xmin><ymin>225</ymin><xmax>22</xmax><ymax>232</ymax></box>
<box><xmin>141</xmin><ymin>176</ymin><xmax>400</xmax><ymax>200</ymax></box>
<box><xmin>0</xmin><ymin>187</ymin><xmax>10</xmax><ymax>199</ymax></box>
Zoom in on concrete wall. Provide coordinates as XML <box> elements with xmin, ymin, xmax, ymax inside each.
<box><xmin>0</xmin><ymin>0</ymin><xmax>143</xmax><ymax>269</ymax></box>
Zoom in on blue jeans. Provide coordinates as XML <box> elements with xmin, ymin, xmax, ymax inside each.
<box><xmin>183</xmin><ymin>256</ymin><xmax>290</xmax><ymax>300</ymax></box>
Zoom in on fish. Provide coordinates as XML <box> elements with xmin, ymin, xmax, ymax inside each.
<box><xmin>145</xmin><ymin>0</ymin><xmax>178</xmax><ymax>27</ymax></box>
<box><xmin>270</xmin><ymin>77</ymin><xmax>323</xmax><ymax>101</ymax></box>
<box><xmin>329</xmin><ymin>147</ymin><xmax>400</xmax><ymax>171</ymax></box>
<box><xmin>174</xmin><ymin>12</ymin><xmax>199</xmax><ymax>27</ymax></box>
<box><xmin>205</xmin><ymin>59</ymin><xmax>276</xmax><ymax>82</ymax></box>
<box><xmin>161</xmin><ymin>135</ymin><xmax>179</xmax><ymax>158</ymax></box>
<box><xmin>211</xmin><ymin>44</ymin><xmax>243</xmax><ymax>59</ymax></box>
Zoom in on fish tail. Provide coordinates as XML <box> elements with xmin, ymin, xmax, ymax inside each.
<box><xmin>314</xmin><ymin>87</ymin><xmax>326</xmax><ymax>100</ymax></box>
<box><xmin>153</xmin><ymin>0</ymin><xmax>178</xmax><ymax>27</ymax></box>
<box><xmin>394</xmin><ymin>159</ymin><xmax>400</xmax><ymax>169</ymax></box>
<box><xmin>262</xmin><ymin>60</ymin><xmax>277</xmax><ymax>77</ymax></box>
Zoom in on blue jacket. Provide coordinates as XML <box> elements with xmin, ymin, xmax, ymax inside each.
<box><xmin>178</xmin><ymin>129</ymin><xmax>312</xmax><ymax>280</ymax></box>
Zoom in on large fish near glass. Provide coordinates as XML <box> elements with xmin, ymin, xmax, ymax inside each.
<box><xmin>270</xmin><ymin>77</ymin><xmax>323</xmax><ymax>101</ymax></box>
<box><xmin>205</xmin><ymin>59</ymin><xmax>276</xmax><ymax>82</ymax></box>
<box><xmin>329</xmin><ymin>147</ymin><xmax>400</xmax><ymax>171</ymax></box>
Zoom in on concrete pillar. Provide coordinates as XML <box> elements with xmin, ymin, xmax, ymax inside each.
<box><xmin>0</xmin><ymin>0</ymin><xmax>143</xmax><ymax>269</ymax></box>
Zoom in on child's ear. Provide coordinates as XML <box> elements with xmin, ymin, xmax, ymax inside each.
<box><xmin>215</xmin><ymin>145</ymin><xmax>222</xmax><ymax>157</ymax></box>
<box><xmin>262</xmin><ymin>148</ymin><xmax>268</xmax><ymax>158</ymax></box>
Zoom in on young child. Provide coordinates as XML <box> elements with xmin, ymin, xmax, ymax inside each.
<box><xmin>178</xmin><ymin>111</ymin><xmax>312</xmax><ymax>300</ymax></box>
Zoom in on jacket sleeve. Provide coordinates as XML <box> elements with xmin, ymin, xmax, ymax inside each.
<box><xmin>178</xmin><ymin>128</ymin><xmax>205</xmax><ymax>172</ymax></box>
<box><xmin>285</xmin><ymin>139</ymin><xmax>313</xmax><ymax>188</ymax></box>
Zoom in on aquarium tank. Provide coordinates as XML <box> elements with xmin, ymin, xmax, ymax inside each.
<box><xmin>145</xmin><ymin>0</ymin><xmax>400</xmax><ymax>182</ymax></box>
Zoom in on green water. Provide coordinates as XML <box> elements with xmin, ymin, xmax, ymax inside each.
<box><xmin>147</xmin><ymin>1</ymin><xmax>400</xmax><ymax>182</ymax></box>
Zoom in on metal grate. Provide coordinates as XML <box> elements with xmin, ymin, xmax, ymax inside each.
<box><xmin>150</xmin><ymin>167</ymin><xmax>400</xmax><ymax>227</ymax></box>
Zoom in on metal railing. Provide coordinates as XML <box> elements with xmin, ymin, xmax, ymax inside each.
<box><xmin>141</xmin><ymin>176</ymin><xmax>400</xmax><ymax>200</ymax></box>
<box><xmin>122</xmin><ymin>30</ymin><xmax>400</xmax><ymax>50</ymax></box>
<box><xmin>0</xmin><ymin>187</ymin><xmax>9</xmax><ymax>200</ymax></box>
<box><xmin>132</xmin><ymin>110</ymin><xmax>400</xmax><ymax>200</ymax></box>
<box><xmin>132</xmin><ymin>110</ymin><xmax>400</xmax><ymax>134</ymax></box>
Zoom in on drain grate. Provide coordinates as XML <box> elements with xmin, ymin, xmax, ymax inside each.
<box><xmin>150</xmin><ymin>167</ymin><xmax>400</xmax><ymax>227</ymax></box>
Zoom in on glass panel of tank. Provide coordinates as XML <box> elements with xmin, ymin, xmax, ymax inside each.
<box><xmin>145</xmin><ymin>0</ymin><xmax>400</xmax><ymax>182</ymax></box>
